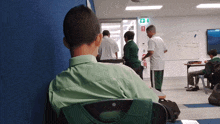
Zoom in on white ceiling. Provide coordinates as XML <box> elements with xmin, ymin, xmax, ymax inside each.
<box><xmin>94</xmin><ymin>0</ymin><xmax>220</xmax><ymax>19</ymax></box>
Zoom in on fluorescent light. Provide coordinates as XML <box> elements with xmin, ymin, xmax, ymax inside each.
<box><xmin>123</xmin><ymin>25</ymin><xmax>131</xmax><ymax>27</ymax></box>
<box><xmin>123</xmin><ymin>20</ymin><xmax>128</xmax><ymax>23</ymax></box>
<box><xmin>111</xmin><ymin>35</ymin><xmax>120</xmax><ymax>37</ymax></box>
<box><xmin>197</xmin><ymin>3</ymin><xmax>220</xmax><ymax>8</ymax></box>
<box><xmin>126</xmin><ymin>6</ymin><xmax>163</xmax><ymax>10</ymax></box>
<box><xmin>110</xmin><ymin>30</ymin><xmax>121</xmax><ymax>34</ymax></box>
<box><xmin>102</xmin><ymin>25</ymin><xmax>120</xmax><ymax>29</ymax></box>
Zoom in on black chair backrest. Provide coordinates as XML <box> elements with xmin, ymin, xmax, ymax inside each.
<box><xmin>58</xmin><ymin>99</ymin><xmax>168</xmax><ymax>124</ymax></box>
<box><xmin>83</xmin><ymin>99</ymin><xmax>133</xmax><ymax>123</ymax></box>
<box><xmin>151</xmin><ymin>102</ymin><xmax>168</xmax><ymax>124</ymax></box>
<box><xmin>212</xmin><ymin>61</ymin><xmax>220</xmax><ymax>73</ymax></box>
<box><xmin>43</xmin><ymin>92</ymin><xmax>60</xmax><ymax>124</ymax></box>
<box><xmin>209</xmin><ymin>61</ymin><xmax>220</xmax><ymax>84</ymax></box>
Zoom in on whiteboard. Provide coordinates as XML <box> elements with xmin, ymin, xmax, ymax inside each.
<box><xmin>162</xmin><ymin>30</ymin><xmax>201</xmax><ymax>60</ymax></box>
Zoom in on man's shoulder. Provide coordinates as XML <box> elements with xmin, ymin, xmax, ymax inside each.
<box><xmin>101</xmin><ymin>38</ymin><xmax>108</xmax><ymax>43</ymax></box>
<box><xmin>98</xmin><ymin>62</ymin><xmax>131</xmax><ymax>70</ymax></box>
<box><xmin>124</xmin><ymin>42</ymin><xmax>130</xmax><ymax>48</ymax></box>
<box><xmin>108</xmin><ymin>38</ymin><xmax>117</xmax><ymax>44</ymax></box>
<box><xmin>50</xmin><ymin>62</ymin><xmax>136</xmax><ymax>84</ymax></box>
<box><xmin>100</xmin><ymin>38</ymin><xmax>109</xmax><ymax>47</ymax></box>
<box><xmin>103</xmin><ymin>37</ymin><xmax>116</xmax><ymax>44</ymax></box>
<box><xmin>126</xmin><ymin>41</ymin><xmax>135</xmax><ymax>46</ymax></box>
<box><xmin>129</xmin><ymin>41</ymin><xmax>138</xmax><ymax>49</ymax></box>
<box><xmin>130</xmin><ymin>40</ymin><xmax>137</xmax><ymax>45</ymax></box>
<box><xmin>210</xmin><ymin>57</ymin><xmax>220</xmax><ymax>62</ymax></box>
<box><xmin>206</xmin><ymin>59</ymin><xmax>220</xmax><ymax>67</ymax></box>
<box><xmin>151</xmin><ymin>36</ymin><xmax>163</xmax><ymax>41</ymax></box>
<box><xmin>214</xmin><ymin>57</ymin><xmax>220</xmax><ymax>61</ymax></box>
<box><xmin>103</xmin><ymin>37</ymin><xmax>112</xmax><ymax>41</ymax></box>
<box><xmin>98</xmin><ymin>63</ymin><xmax>135</xmax><ymax>76</ymax></box>
<box><xmin>49</xmin><ymin>67</ymin><xmax>72</xmax><ymax>90</ymax></box>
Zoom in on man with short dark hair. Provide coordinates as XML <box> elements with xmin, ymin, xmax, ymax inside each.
<box><xmin>123</xmin><ymin>31</ymin><xmax>143</xmax><ymax>79</ymax></box>
<box><xmin>98</xmin><ymin>30</ymin><xmax>119</xmax><ymax>60</ymax></box>
<box><xmin>102</xmin><ymin>30</ymin><xmax>110</xmax><ymax>37</ymax></box>
<box><xmin>142</xmin><ymin>25</ymin><xmax>167</xmax><ymax>92</ymax></box>
<box><xmin>187</xmin><ymin>49</ymin><xmax>220</xmax><ymax>91</ymax></box>
<box><xmin>49</xmin><ymin>5</ymin><xmax>159</xmax><ymax>115</ymax></box>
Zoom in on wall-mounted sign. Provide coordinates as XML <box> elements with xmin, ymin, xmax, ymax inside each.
<box><xmin>140</xmin><ymin>18</ymin><xmax>146</xmax><ymax>23</ymax></box>
<box><xmin>141</xmin><ymin>26</ymin><xmax>145</xmax><ymax>32</ymax></box>
<box><xmin>138</xmin><ymin>18</ymin><xmax>149</xmax><ymax>26</ymax></box>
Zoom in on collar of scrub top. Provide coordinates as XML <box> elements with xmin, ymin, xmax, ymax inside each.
<box><xmin>127</xmin><ymin>40</ymin><xmax>133</xmax><ymax>43</ymax></box>
<box><xmin>212</xmin><ymin>56</ymin><xmax>219</xmax><ymax>59</ymax></box>
<box><xmin>103</xmin><ymin>36</ymin><xmax>109</xmax><ymax>38</ymax></box>
<box><xmin>69</xmin><ymin>55</ymin><xmax>97</xmax><ymax>67</ymax></box>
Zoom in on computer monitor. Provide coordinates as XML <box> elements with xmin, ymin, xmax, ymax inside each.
<box><xmin>207</xmin><ymin>29</ymin><xmax>220</xmax><ymax>54</ymax></box>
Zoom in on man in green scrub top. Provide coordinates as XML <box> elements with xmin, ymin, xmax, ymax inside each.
<box><xmin>123</xmin><ymin>31</ymin><xmax>143</xmax><ymax>79</ymax></box>
<box><xmin>48</xmin><ymin>5</ymin><xmax>159</xmax><ymax>115</ymax></box>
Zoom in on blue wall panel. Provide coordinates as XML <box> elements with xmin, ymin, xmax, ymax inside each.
<box><xmin>0</xmin><ymin>0</ymin><xmax>95</xmax><ymax>123</ymax></box>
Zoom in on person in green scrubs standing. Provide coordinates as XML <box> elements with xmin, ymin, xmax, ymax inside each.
<box><xmin>123</xmin><ymin>31</ymin><xmax>143</xmax><ymax>79</ymax></box>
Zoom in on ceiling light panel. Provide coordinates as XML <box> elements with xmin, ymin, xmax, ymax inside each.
<box><xmin>197</xmin><ymin>3</ymin><xmax>220</xmax><ymax>8</ymax></box>
<box><xmin>125</xmin><ymin>6</ymin><xmax>163</xmax><ymax>10</ymax></box>
<box><xmin>102</xmin><ymin>25</ymin><xmax>121</xmax><ymax>28</ymax></box>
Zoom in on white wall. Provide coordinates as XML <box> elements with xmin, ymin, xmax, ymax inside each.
<box><xmin>137</xmin><ymin>15</ymin><xmax>220</xmax><ymax>78</ymax></box>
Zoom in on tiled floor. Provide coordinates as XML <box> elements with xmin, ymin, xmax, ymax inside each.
<box><xmin>144</xmin><ymin>77</ymin><xmax>220</xmax><ymax>124</ymax></box>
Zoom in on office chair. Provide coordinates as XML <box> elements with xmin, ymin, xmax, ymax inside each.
<box><xmin>198</xmin><ymin>75</ymin><xmax>208</xmax><ymax>94</ymax></box>
<box><xmin>58</xmin><ymin>99</ymin><xmax>168</xmax><ymax>124</ymax></box>
<box><xmin>204</xmin><ymin>61</ymin><xmax>220</xmax><ymax>89</ymax></box>
<box><xmin>43</xmin><ymin>92</ymin><xmax>60</xmax><ymax>124</ymax></box>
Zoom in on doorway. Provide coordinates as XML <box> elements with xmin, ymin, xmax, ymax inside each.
<box><xmin>100</xmin><ymin>19</ymin><xmax>137</xmax><ymax>59</ymax></box>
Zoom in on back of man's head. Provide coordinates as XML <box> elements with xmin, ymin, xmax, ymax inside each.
<box><xmin>124</xmin><ymin>31</ymin><xmax>135</xmax><ymax>40</ymax></box>
<box><xmin>208</xmin><ymin>49</ymin><xmax>218</xmax><ymax>56</ymax></box>
<box><xmin>146</xmin><ymin>25</ymin><xmax>156</xmax><ymax>33</ymax></box>
<box><xmin>102</xmin><ymin>30</ymin><xmax>110</xmax><ymax>36</ymax></box>
<box><xmin>63</xmin><ymin>5</ymin><xmax>100</xmax><ymax>48</ymax></box>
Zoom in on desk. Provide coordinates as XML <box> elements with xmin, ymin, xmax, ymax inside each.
<box><xmin>151</xmin><ymin>88</ymin><xmax>166</xmax><ymax>99</ymax></box>
<box><xmin>184</xmin><ymin>64</ymin><xmax>210</xmax><ymax>89</ymax></box>
<box><xmin>98</xmin><ymin>59</ymin><xmax>124</xmax><ymax>64</ymax></box>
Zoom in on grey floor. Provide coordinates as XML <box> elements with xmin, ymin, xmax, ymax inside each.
<box><xmin>144</xmin><ymin>77</ymin><xmax>220</xmax><ymax>122</ymax></box>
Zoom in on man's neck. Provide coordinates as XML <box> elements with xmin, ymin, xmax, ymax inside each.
<box><xmin>149</xmin><ymin>33</ymin><xmax>156</xmax><ymax>38</ymax></box>
<box><xmin>150</xmin><ymin>35</ymin><xmax>155</xmax><ymax>38</ymax></box>
<box><xmin>70</xmin><ymin>44</ymin><xmax>97</xmax><ymax>58</ymax></box>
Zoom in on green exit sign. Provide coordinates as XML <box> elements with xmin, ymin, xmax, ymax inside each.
<box><xmin>140</xmin><ymin>18</ymin><xmax>145</xmax><ymax>23</ymax></box>
<box><xmin>139</xmin><ymin>18</ymin><xmax>149</xmax><ymax>25</ymax></box>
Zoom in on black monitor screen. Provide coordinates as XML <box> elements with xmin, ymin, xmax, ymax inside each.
<box><xmin>207</xmin><ymin>29</ymin><xmax>220</xmax><ymax>54</ymax></box>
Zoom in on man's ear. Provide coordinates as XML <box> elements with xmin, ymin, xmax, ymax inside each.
<box><xmin>63</xmin><ymin>37</ymin><xmax>70</xmax><ymax>49</ymax></box>
<box><xmin>94</xmin><ymin>33</ymin><xmax>103</xmax><ymax>47</ymax></box>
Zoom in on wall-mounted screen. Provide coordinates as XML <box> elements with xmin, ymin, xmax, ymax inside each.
<box><xmin>207</xmin><ymin>29</ymin><xmax>220</xmax><ymax>54</ymax></box>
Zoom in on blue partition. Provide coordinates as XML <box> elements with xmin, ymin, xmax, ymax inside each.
<box><xmin>0</xmin><ymin>0</ymin><xmax>95</xmax><ymax>123</ymax></box>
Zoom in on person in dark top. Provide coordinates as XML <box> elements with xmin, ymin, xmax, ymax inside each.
<box><xmin>187</xmin><ymin>49</ymin><xmax>220</xmax><ymax>91</ymax></box>
<box><xmin>204</xmin><ymin>50</ymin><xmax>220</xmax><ymax>89</ymax></box>
<box><xmin>123</xmin><ymin>31</ymin><xmax>143</xmax><ymax>79</ymax></box>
